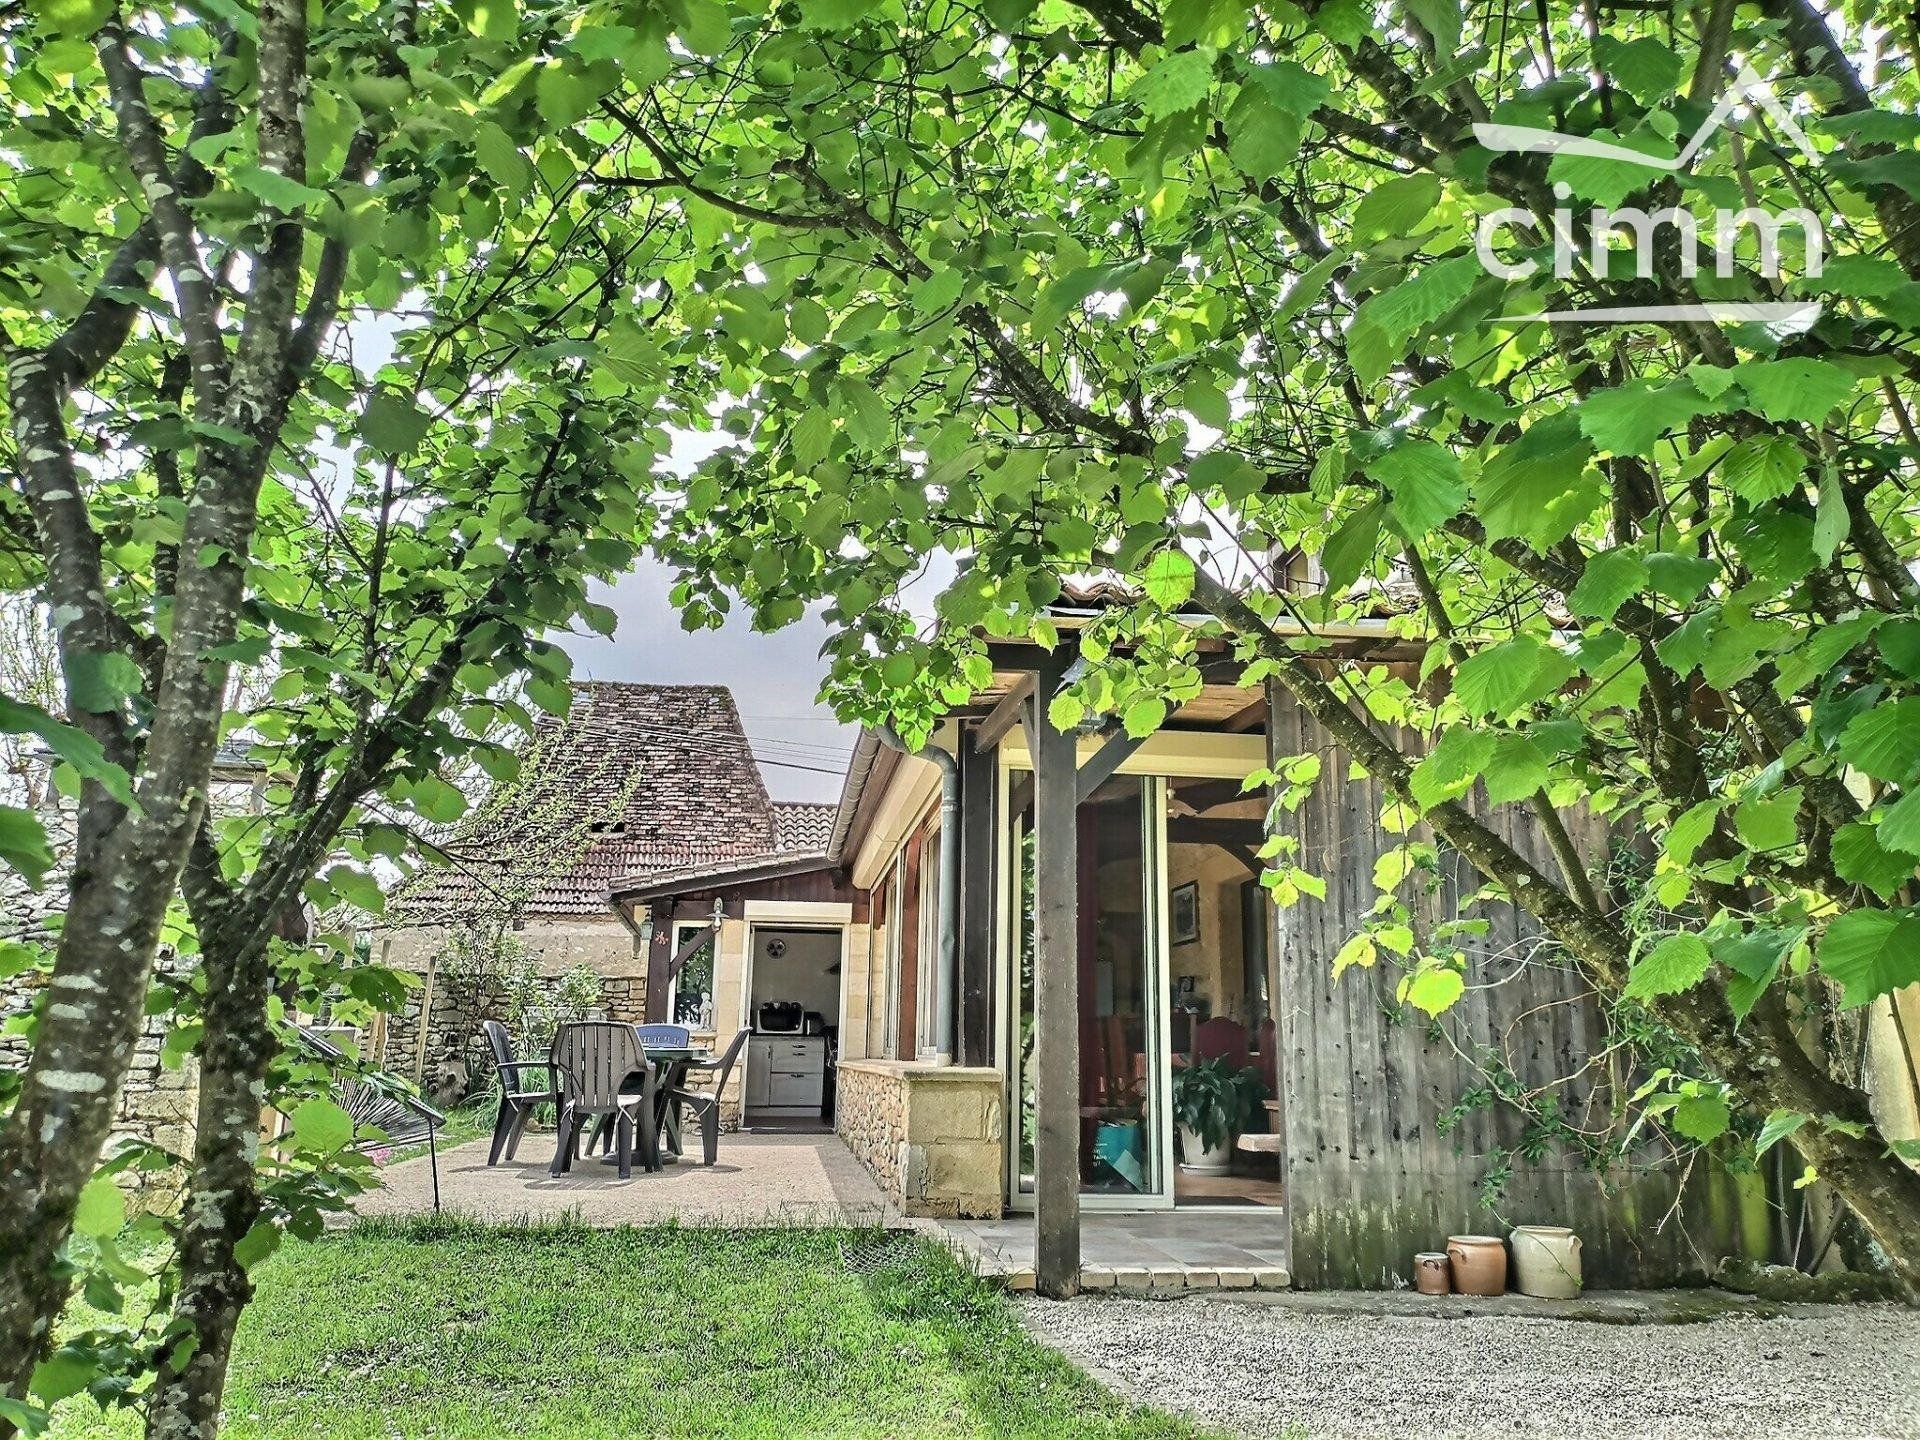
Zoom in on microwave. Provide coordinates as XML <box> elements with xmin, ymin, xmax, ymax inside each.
<box><xmin>758</xmin><ymin>1001</ymin><xmax>803</xmax><ymax>1033</ymax></box>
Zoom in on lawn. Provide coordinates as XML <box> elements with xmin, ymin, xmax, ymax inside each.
<box><xmin>49</xmin><ymin>1220</ymin><xmax>1217</xmax><ymax>1440</ymax></box>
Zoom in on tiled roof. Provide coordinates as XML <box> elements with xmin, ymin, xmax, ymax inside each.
<box><xmin>392</xmin><ymin>681</ymin><xmax>784</xmax><ymax>920</ymax></box>
<box><xmin>772</xmin><ymin>801</ymin><xmax>837</xmax><ymax>853</ymax></box>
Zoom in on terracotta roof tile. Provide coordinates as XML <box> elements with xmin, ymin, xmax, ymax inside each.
<box><xmin>772</xmin><ymin>801</ymin><xmax>837</xmax><ymax>853</ymax></box>
<box><xmin>393</xmin><ymin>681</ymin><xmax>785</xmax><ymax>919</ymax></box>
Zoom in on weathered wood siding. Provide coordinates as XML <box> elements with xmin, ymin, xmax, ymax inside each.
<box><xmin>1270</xmin><ymin>686</ymin><xmax>1773</xmax><ymax>1288</ymax></box>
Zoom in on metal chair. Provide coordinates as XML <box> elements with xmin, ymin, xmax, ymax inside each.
<box><xmin>549</xmin><ymin>1021</ymin><xmax>657</xmax><ymax>1179</ymax></box>
<box><xmin>481</xmin><ymin>1019</ymin><xmax>556</xmax><ymax>1166</ymax></box>
<box><xmin>665</xmin><ymin>1027</ymin><xmax>750</xmax><ymax>1166</ymax></box>
<box><xmin>295</xmin><ymin>1026</ymin><xmax>447</xmax><ymax>1210</ymax></box>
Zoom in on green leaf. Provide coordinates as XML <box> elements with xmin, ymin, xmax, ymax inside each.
<box><xmin>1182</xmin><ymin>381</ymin><xmax>1231</xmax><ymax>429</ymax></box>
<box><xmin>68</xmin><ymin>650</ymin><xmax>142</xmax><ymax>714</ymax></box>
<box><xmin>1140</xmin><ymin>550</ymin><xmax>1196</xmax><ymax>609</ymax></box>
<box><xmin>1755</xmin><ymin>1109</ymin><xmax>1808</xmax><ymax>1156</ymax></box>
<box><xmin>1451</xmin><ymin>636</ymin><xmax>1573</xmax><ymax>718</ymax></box>
<box><xmin>1645</xmin><ymin>552</ymin><xmax>1718</xmax><ymax>603</ymax></box>
<box><xmin>1595</xmin><ymin>34</ymin><xmax>1682</xmax><ymax>98</ymax></box>
<box><xmin>28</xmin><ymin>0</ymin><xmax>109</xmax><ymax>36</ymax></box>
<box><xmin>230</xmin><ymin>164</ymin><xmax>330</xmax><ymax>212</ymax></box>
<box><xmin>323</xmin><ymin>865</ymin><xmax>386</xmax><ymax>916</ymax></box>
<box><xmin>1123</xmin><ymin>694</ymin><xmax>1167</xmax><ymax>738</ymax></box>
<box><xmin>1566</xmin><ymin>549</ymin><xmax>1648</xmax><ymax>620</ymax></box>
<box><xmin>1832</xmin><ymin>822</ymin><xmax>1920</xmax><ymax>901</ymax></box>
<box><xmin>1320</xmin><ymin>498</ymin><xmax>1383</xmax><ymax>592</ymax></box>
<box><xmin>795</xmin><ymin>0</ymin><xmax>880</xmax><ymax>25</ymax></box>
<box><xmin>1352</xmin><ymin>174</ymin><xmax>1441</xmax><ymax>242</ymax></box>
<box><xmin>1819</xmin><ymin>908</ymin><xmax>1920</xmax><ymax>1008</ymax></box>
<box><xmin>1721</xmin><ymin>435</ymin><xmax>1805</xmax><ymax>507</ymax></box>
<box><xmin>1838</xmin><ymin>699</ymin><xmax>1920</xmax><ymax>783</ymax></box>
<box><xmin>1577</xmin><ymin>381</ymin><xmax>1711</xmax><ymax>457</ymax></box>
<box><xmin>1877</xmin><ymin>791</ymin><xmax>1920</xmax><ymax>858</ymax></box>
<box><xmin>1400</xmin><ymin>966</ymin><xmax>1464</xmax><ymax>1017</ymax></box>
<box><xmin>677</xmin><ymin>0</ymin><xmax>733</xmax><ymax>54</ymax></box>
<box><xmin>1047</xmin><ymin>690</ymin><xmax>1085</xmax><ymax>732</ymax></box>
<box><xmin>360</xmin><ymin>390</ymin><xmax>434</xmax><ymax>456</ymax></box>
<box><xmin>1475</xmin><ymin>413</ymin><xmax>1598</xmax><ymax>547</ymax></box>
<box><xmin>289</xmin><ymin>1098</ymin><xmax>355</xmax><ymax>1153</ymax></box>
<box><xmin>73</xmin><ymin>1174</ymin><xmax>124</xmax><ymax>1238</ymax></box>
<box><xmin>473</xmin><ymin>122</ymin><xmax>532</xmax><ymax>193</ymax></box>
<box><xmin>1223</xmin><ymin>85</ymin><xmax>1301</xmax><ymax>180</ymax></box>
<box><xmin>1623</xmin><ymin>932</ymin><xmax>1712</xmax><ymax>1002</ymax></box>
<box><xmin>1128</xmin><ymin>49</ymin><xmax>1215</xmax><ymax>119</ymax></box>
<box><xmin>0</xmin><ymin>807</ymin><xmax>54</xmax><ymax>888</ymax></box>
<box><xmin>1368</xmin><ymin>442</ymin><xmax>1464</xmax><ymax>536</ymax></box>
<box><xmin>1733</xmin><ymin>359</ymin><xmax>1857</xmax><ymax>425</ymax></box>
<box><xmin>1672</xmin><ymin>1092</ymin><xmax>1730</xmax><ymax>1144</ymax></box>
<box><xmin>0</xmin><ymin>697</ymin><xmax>132</xmax><ymax>805</ymax></box>
<box><xmin>1481</xmin><ymin>737</ymin><xmax>1548</xmax><ymax>806</ymax></box>
<box><xmin>1734</xmin><ymin>791</ymin><xmax>1800</xmax><ymax>854</ymax></box>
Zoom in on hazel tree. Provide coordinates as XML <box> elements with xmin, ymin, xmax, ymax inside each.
<box><xmin>601</xmin><ymin>0</ymin><xmax>1920</xmax><ymax>1285</ymax></box>
<box><xmin>0</xmin><ymin>0</ymin><xmax>690</xmax><ymax>1424</ymax></box>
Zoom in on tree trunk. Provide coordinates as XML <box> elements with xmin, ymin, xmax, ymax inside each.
<box><xmin>0</xmin><ymin>814</ymin><xmax>203</xmax><ymax>1399</ymax></box>
<box><xmin>143</xmin><ymin>921</ymin><xmax>275</xmax><ymax>1440</ymax></box>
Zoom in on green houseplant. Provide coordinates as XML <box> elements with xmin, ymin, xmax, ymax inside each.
<box><xmin>1171</xmin><ymin>1057</ymin><xmax>1268</xmax><ymax>1174</ymax></box>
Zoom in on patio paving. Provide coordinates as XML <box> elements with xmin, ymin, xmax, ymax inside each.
<box><xmin>356</xmin><ymin>1128</ymin><xmax>897</xmax><ymax>1227</ymax></box>
<box><xmin>939</xmin><ymin>1209</ymin><xmax>1292</xmax><ymax>1292</ymax></box>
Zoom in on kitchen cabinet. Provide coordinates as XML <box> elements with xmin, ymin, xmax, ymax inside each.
<box><xmin>746</xmin><ymin>1034</ymin><xmax>825</xmax><ymax>1116</ymax></box>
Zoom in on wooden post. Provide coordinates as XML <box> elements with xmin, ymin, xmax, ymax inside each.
<box><xmin>1032</xmin><ymin>651</ymin><xmax>1081</xmax><ymax>1298</ymax></box>
<box><xmin>956</xmin><ymin>735</ymin><xmax>997</xmax><ymax>1067</ymax></box>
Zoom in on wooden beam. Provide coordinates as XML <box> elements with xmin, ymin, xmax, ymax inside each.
<box><xmin>973</xmin><ymin>672</ymin><xmax>1036</xmax><ymax>752</ymax></box>
<box><xmin>666</xmin><ymin>921</ymin><xmax>717</xmax><ymax>984</ymax></box>
<box><xmin>1221</xmin><ymin>695</ymin><xmax>1268</xmax><ymax>733</ymax></box>
<box><xmin>1075</xmin><ymin>728</ymin><xmax>1146</xmax><ymax>806</ymax></box>
<box><xmin>1032</xmin><ymin>649</ymin><xmax>1081</xmax><ymax>1299</ymax></box>
<box><xmin>1166</xmin><ymin>817</ymin><xmax>1267</xmax><ymax>849</ymax></box>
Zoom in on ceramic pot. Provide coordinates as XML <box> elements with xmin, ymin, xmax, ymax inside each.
<box><xmin>1413</xmin><ymin>1252</ymin><xmax>1451</xmax><ymax>1296</ymax></box>
<box><xmin>1511</xmin><ymin>1225</ymin><xmax>1583</xmax><ymax>1298</ymax></box>
<box><xmin>1177</xmin><ymin>1125</ymin><xmax>1232</xmax><ymax>1175</ymax></box>
<box><xmin>1446</xmin><ymin>1234</ymin><xmax>1508</xmax><ymax>1296</ymax></box>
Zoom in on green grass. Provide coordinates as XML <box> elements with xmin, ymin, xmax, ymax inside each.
<box><xmin>49</xmin><ymin>1220</ymin><xmax>1218</xmax><ymax>1439</ymax></box>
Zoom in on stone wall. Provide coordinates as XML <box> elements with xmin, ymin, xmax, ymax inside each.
<box><xmin>836</xmin><ymin>1059</ymin><xmax>1004</xmax><ymax>1218</ymax></box>
<box><xmin>3</xmin><ymin>953</ymin><xmax>199</xmax><ymax>1199</ymax></box>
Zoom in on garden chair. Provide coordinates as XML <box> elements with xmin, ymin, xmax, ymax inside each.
<box><xmin>587</xmin><ymin>1024</ymin><xmax>690</xmax><ymax>1154</ymax></box>
<box><xmin>295</xmin><ymin>1026</ymin><xmax>447</xmax><ymax>1210</ymax></box>
<box><xmin>664</xmin><ymin>1027</ymin><xmax>750</xmax><ymax>1166</ymax></box>
<box><xmin>482</xmin><ymin>1019</ymin><xmax>557</xmax><ymax>1167</ymax></box>
<box><xmin>549</xmin><ymin>1021</ymin><xmax>657</xmax><ymax>1179</ymax></box>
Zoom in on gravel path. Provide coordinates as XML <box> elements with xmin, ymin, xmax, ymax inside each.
<box><xmin>1021</xmin><ymin>1294</ymin><xmax>1920</xmax><ymax>1440</ymax></box>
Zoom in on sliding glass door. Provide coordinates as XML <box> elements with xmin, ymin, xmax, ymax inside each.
<box><xmin>1007</xmin><ymin>771</ymin><xmax>1171</xmax><ymax>1209</ymax></box>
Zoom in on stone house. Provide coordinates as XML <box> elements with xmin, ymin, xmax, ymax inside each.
<box><xmin>375</xmin><ymin>680</ymin><xmax>836</xmax><ymax>1102</ymax></box>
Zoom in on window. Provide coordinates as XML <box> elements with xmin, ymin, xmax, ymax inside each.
<box><xmin>667</xmin><ymin>923</ymin><xmax>716</xmax><ymax>1030</ymax></box>
<box><xmin>882</xmin><ymin>853</ymin><xmax>904</xmax><ymax>1058</ymax></box>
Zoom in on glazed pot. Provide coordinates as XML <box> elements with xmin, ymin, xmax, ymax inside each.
<box><xmin>1177</xmin><ymin>1125</ymin><xmax>1233</xmax><ymax>1175</ymax></box>
<box><xmin>1413</xmin><ymin>1252</ymin><xmax>1451</xmax><ymax>1296</ymax></box>
<box><xmin>1446</xmin><ymin>1234</ymin><xmax>1508</xmax><ymax>1296</ymax></box>
<box><xmin>1511</xmin><ymin>1225</ymin><xmax>1583</xmax><ymax>1298</ymax></box>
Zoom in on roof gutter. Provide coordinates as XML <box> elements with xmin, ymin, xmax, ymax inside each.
<box><xmin>875</xmin><ymin>724</ymin><xmax>958</xmax><ymax>1067</ymax></box>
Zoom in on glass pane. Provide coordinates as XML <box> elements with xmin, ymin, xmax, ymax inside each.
<box><xmin>1011</xmin><ymin>772</ymin><xmax>1159</xmax><ymax>1198</ymax></box>
<box><xmin>1165</xmin><ymin>773</ymin><xmax>1284</xmax><ymax>1206</ymax></box>
<box><xmin>672</xmin><ymin>932</ymin><xmax>715</xmax><ymax>1028</ymax></box>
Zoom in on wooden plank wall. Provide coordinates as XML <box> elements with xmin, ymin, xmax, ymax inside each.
<box><xmin>1270</xmin><ymin>688</ymin><xmax>1773</xmax><ymax>1288</ymax></box>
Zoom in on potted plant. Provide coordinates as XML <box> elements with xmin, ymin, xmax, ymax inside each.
<box><xmin>1171</xmin><ymin>1056</ymin><xmax>1266</xmax><ymax>1174</ymax></box>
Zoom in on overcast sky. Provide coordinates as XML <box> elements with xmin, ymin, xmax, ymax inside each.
<box><xmin>557</xmin><ymin>558</ymin><xmax>857</xmax><ymax>804</ymax></box>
